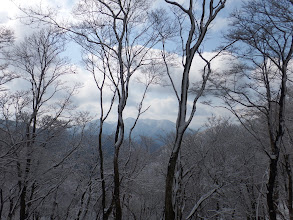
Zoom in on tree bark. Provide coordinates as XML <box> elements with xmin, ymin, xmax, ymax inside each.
<box><xmin>19</xmin><ymin>185</ymin><xmax>27</xmax><ymax>220</ymax></box>
<box><xmin>267</xmin><ymin>155</ymin><xmax>278</xmax><ymax>220</ymax></box>
<box><xmin>284</xmin><ymin>155</ymin><xmax>293</xmax><ymax>220</ymax></box>
<box><xmin>113</xmin><ymin>117</ymin><xmax>124</xmax><ymax>220</ymax></box>
<box><xmin>165</xmin><ymin>133</ymin><xmax>184</xmax><ymax>220</ymax></box>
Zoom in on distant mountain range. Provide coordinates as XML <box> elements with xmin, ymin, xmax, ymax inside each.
<box><xmin>87</xmin><ymin>118</ymin><xmax>176</xmax><ymax>140</ymax></box>
<box><xmin>83</xmin><ymin>118</ymin><xmax>176</xmax><ymax>152</ymax></box>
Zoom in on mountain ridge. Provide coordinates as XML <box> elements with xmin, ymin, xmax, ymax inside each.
<box><xmin>87</xmin><ymin>117</ymin><xmax>176</xmax><ymax>139</ymax></box>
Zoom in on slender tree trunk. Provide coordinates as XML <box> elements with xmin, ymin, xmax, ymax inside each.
<box><xmin>113</xmin><ymin>148</ymin><xmax>122</xmax><ymax>220</ymax></box>
<box><xmin>19</xmin><ymin>123</ymin><xmax>35</xmax><ymax>220</ymax></box>
<box><xmin>266</xmin><ymin>64</ymin><xmax>287</xmax><ymax>220</ymax></box>
<box><xmin>19</xmin><ymin>185</ymin><xmax>27</xmax><ymax>220</ymax></box>
<box><xmin>288</xmin><ymin>170</ymin><xmax>293</xmax><ymax>220</ymax></box>
<box><xmin>98</xmin><ymin>121</ymin><xmax>109</xmax><ymax>220</ymax></box>
<box><xmin>112</xmin><ymin>33</ymin><xmax>127</xmax><ymax>219</ymax></box>
<box><xmin>165</xmin><ymin>133</ymin><xmax>184</xmax><ymax>220</ymax></box>
<box><xmin>0</xmin><ymin>188</ymin><xmax>3</xmax><ymax>220</ymax></box>
<box><xmin>113</xmin><ymin>117</ymin><xmax>124</xmax><ymax>220</ymax></box>
<box><xmin>284</xmin><ymin>155</ymin><xmax>293</xmax><ymax>220</ymax></box>
<box><xmin>267</xmin><ymin>155</ymin><xmax>278</xmax><ymax>220</ymax></box>
<box><xmin>8</xmin><ymin>197</ymin><xmax>14</xmax><ymax>220</ymax></box>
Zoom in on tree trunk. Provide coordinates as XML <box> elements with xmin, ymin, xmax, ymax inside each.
<box><xmin>267</xmin><ymin>156</ymin><xmax>278</xmax><ymax>220</ymax></box>
<box><xmin>113</xmin><ymin>149</ymin><xmax>122</xmax><ymax>220</ymax></box>
<box><xmin>165</xmin><ymin>134</ymin><xmax>184</xmax><ymax>220</ymax></box>
<box><xmin>284</xmin><ymin>154</ymin><xmax>293</xmax><ymax>220</ymax></box>
<box><xmin>98</xmin><ymin>122</ymin><xmax>109</xmax><ymax>220</ymax></box>
<box><xmin>19</xmin><ymin>185</ymin><xmax>27</xmax><ymax>220</ymax></box>
<box><xmin>0</xmin><ymin>188</ymin><xmax>3</xmax><ymax>220</ymax></box>
<box><xmin>113</xmin><ymin>119</ymin><xmax>123</xmax><ymax>220</ymax></box>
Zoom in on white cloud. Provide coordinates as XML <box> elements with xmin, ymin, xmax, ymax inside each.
<box><xmin>67</xmin><ymin>50</ymin><xmax>235</xmax><ymax>129</ymax></box>
<box><xmin>0</xmin><ymin>0</ymin><xmax>77</xmax><ymax>43</ymax></box>
<box><xmin>209</xmin><ymin>17</ymin><xmax>230</xmax><ymax>33</ymax></box>
<box><xmin>0</xmin><ymin>0</ymin><xmax>237</xmax><ymax>129</ymax></box>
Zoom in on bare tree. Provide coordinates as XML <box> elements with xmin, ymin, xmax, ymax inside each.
<box><xmin>177</xmin><ymin>116</ymin><xmax>270</xmax><ymax>219</ymax></box>
<box><xmin>0</xmin><ymin>26</ymin><xmax>15</xmax><ymax>91</ymax></box>
<box><xmin>0</xmin><ymin>28</ymin><xmax>81</xmax><ymax>220</ymax></box>
<box><xmin>18</xmin><ymin>1</ymin><xmax>165</xmax><ymax>217</ymax></box>
<box><xmin>281</xmin><ymin>89</ymin><xmax>293</xmax><ymax>220</ymax></box>
<box><xmin>82</xmin><ymin>52</ymin><xmax>116</xmax><ymax>220</ymax></box>
<box><xmin>81</xmin><ymin>47</ymin><xmax>163</xmax><ymax>220</ymax></box>
<box><xmin>161</xmin><ymin>1</ymin><xmax>227</xmax><ymax>219</ymax></box>
<box><xmin>72</xmin><ymin>1</ymin><xmax>163</xmax><ymax>218</ymax></box>
<box><xmin>212</xmin><ymin>0</ymin><xmax>293</xmax><ymax>219</ymax></box>
<box><xmin>0</xmin><ymin>26</ymin><xmax>13</xmax><ymax>50</ymax></box>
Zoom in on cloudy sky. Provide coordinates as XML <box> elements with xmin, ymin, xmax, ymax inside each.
<box><xmin>0</xmin><ymin>0</ymin><xmax>242</xmax><ymax>129</ymax></box>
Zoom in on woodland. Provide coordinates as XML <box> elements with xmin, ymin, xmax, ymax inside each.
<box><xmin>0</xmin><ymin>0</ymin><xmax>293</xmax><ymax>219</ymax></box>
